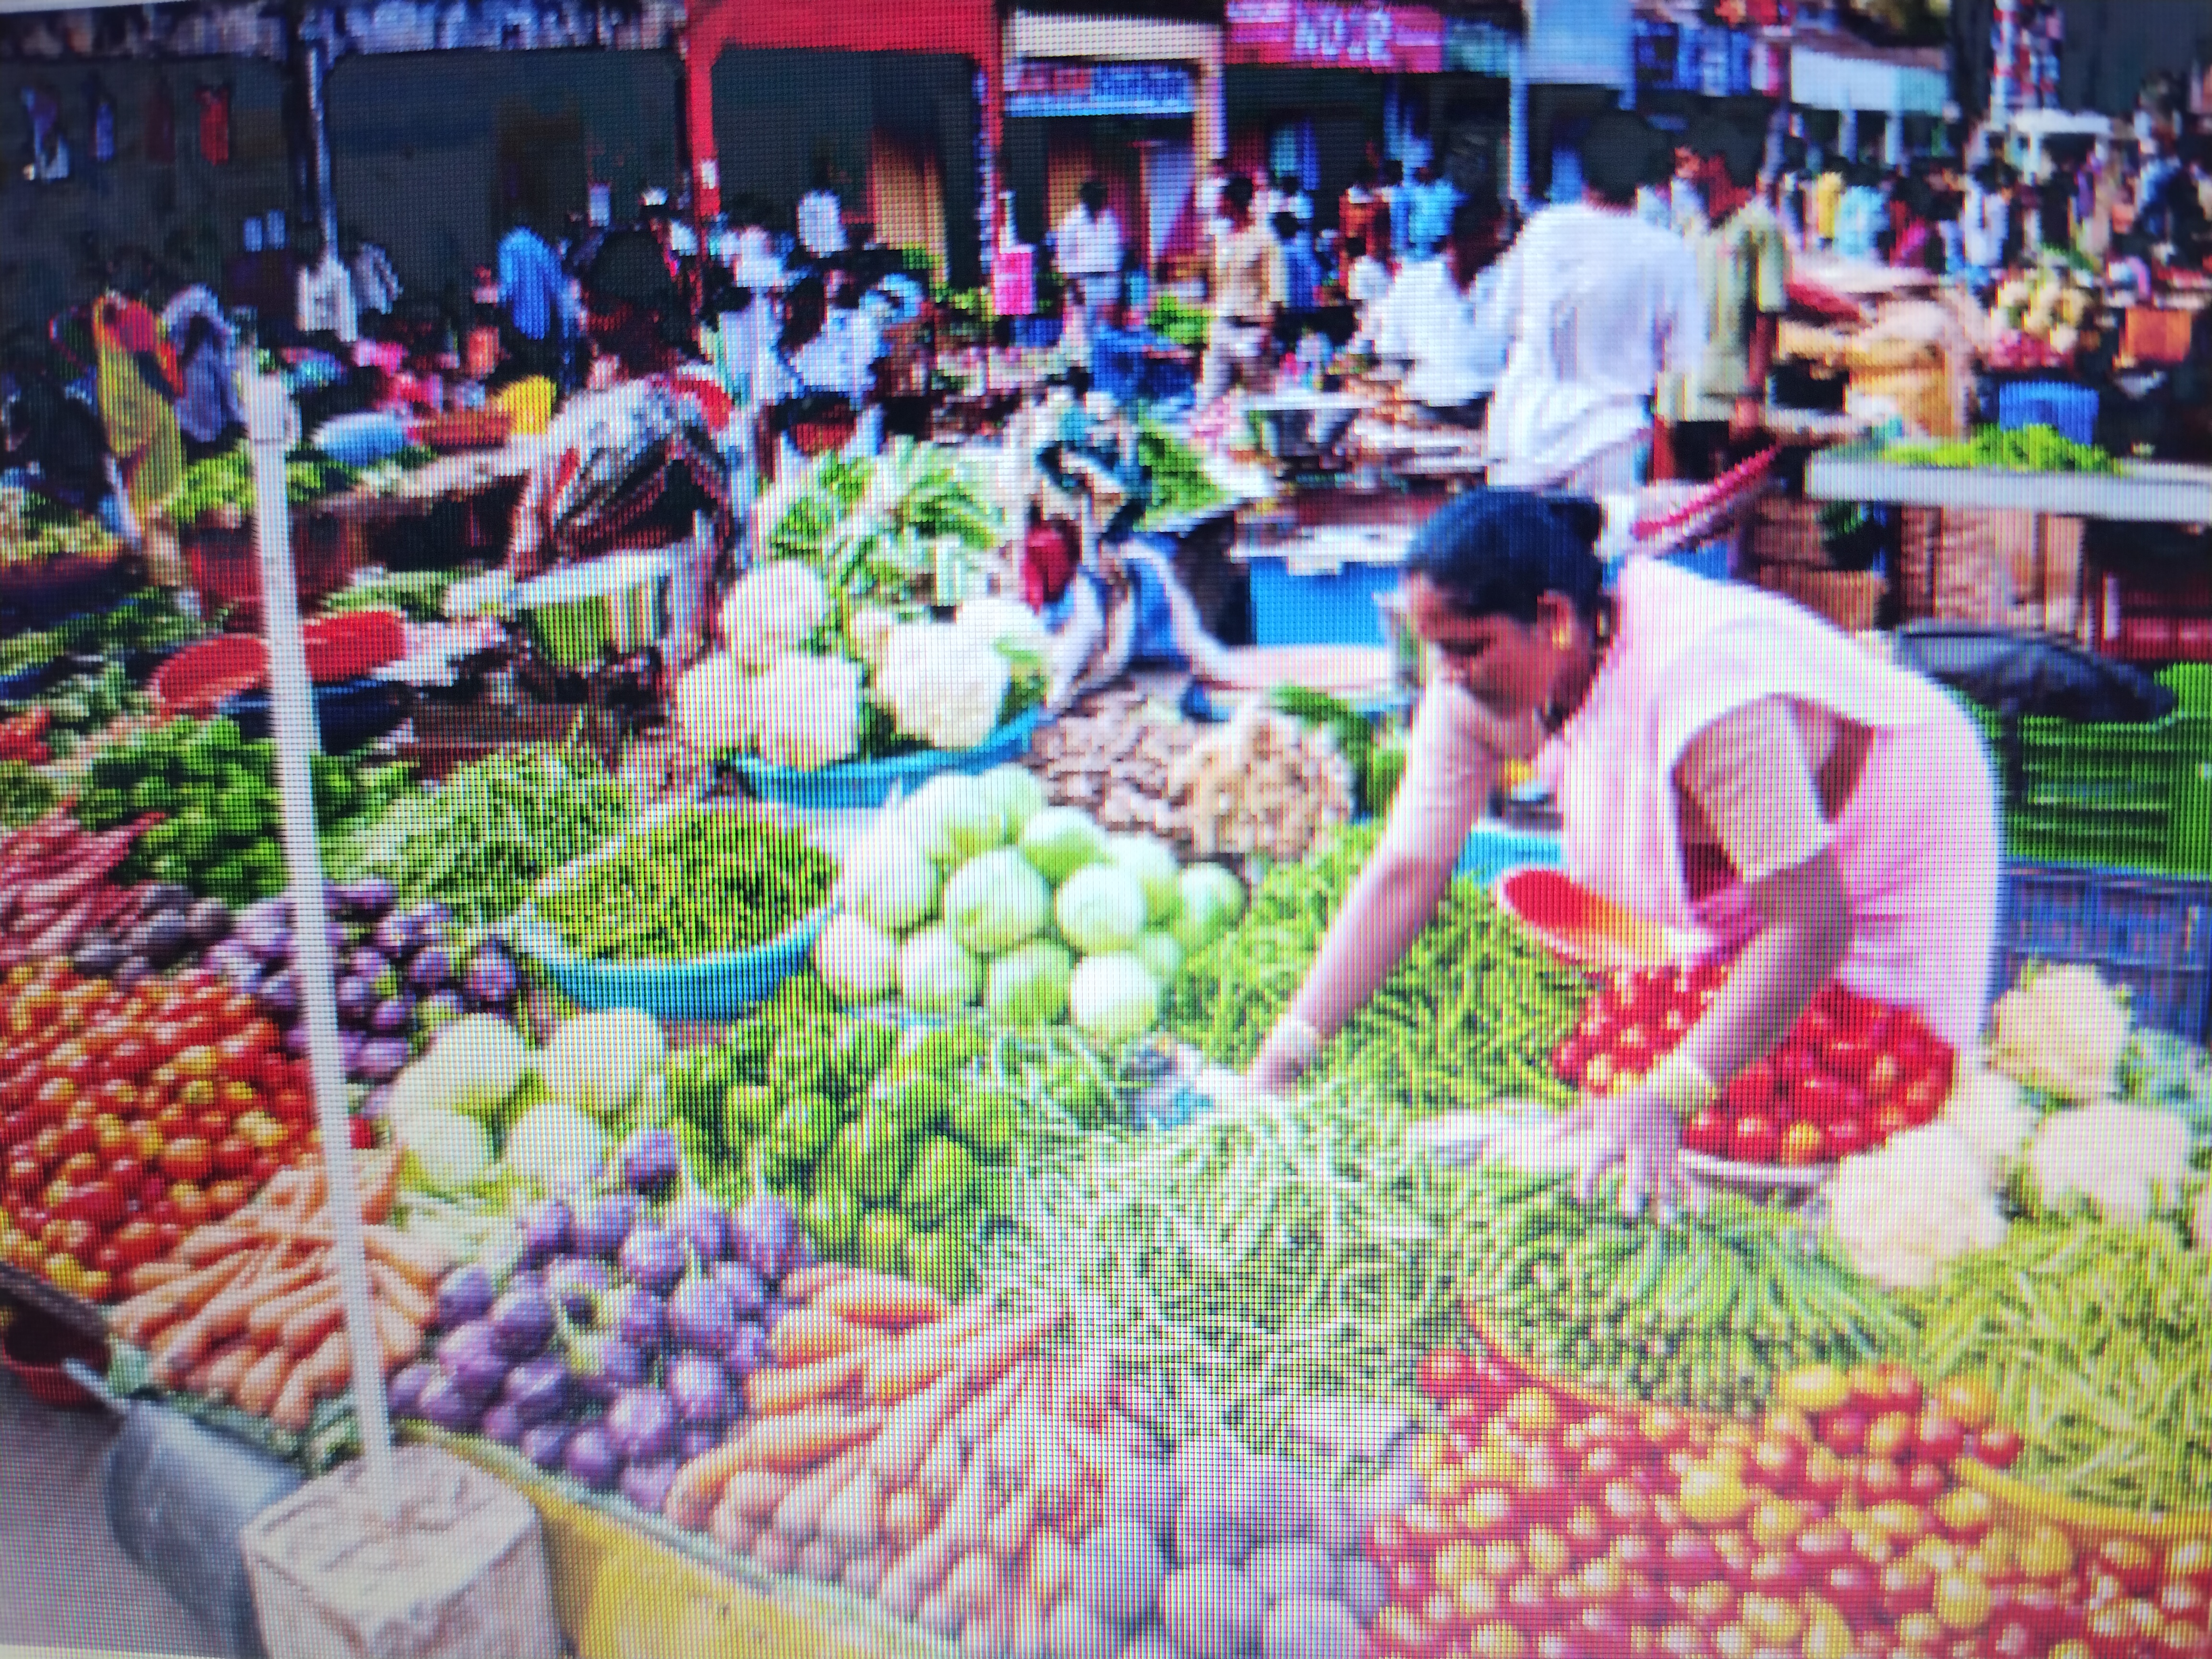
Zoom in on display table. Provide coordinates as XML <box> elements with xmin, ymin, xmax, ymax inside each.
<box><xmin>1805</xmin><ymin>445</ymin><xmax>2212</xmax><ymax>523</ymax></box>
<box><xmin>325</xmin><ymin>437</ymin><xmax>546</xmax><ymax>569</ymax></box>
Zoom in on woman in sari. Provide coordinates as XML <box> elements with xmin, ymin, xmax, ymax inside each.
<box><xmin>91</xmin><ymin>280</ymin><xmax>184</xmax><ymax>528</ymax></box>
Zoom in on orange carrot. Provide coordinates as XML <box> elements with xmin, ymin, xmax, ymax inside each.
<box><xmin>373</xmin><ymin>1301</ymin><xmax>421</xmax><ymax>1370</ymax></box>
<box><xmin>767</xmin><ymin>1308</ymin><xmax>865</xmax><ymax>1368</ymax></box>
<box><xmin>363</xmin><ymin>1226</ymin><xmax>450</xmax><ymax>1290</ymax></box>
<box><xmin>667</xmin><ymin>1442</ymin><xmax>755</xmax><ymax>1531</ymax></box>
<box><xmin>779</xmin><ymin>1262</ymin><xmax>848</xmax><ymax>1305</ymax></box>
<box><xmin>368</xmin><ymin>1260</ymin><xmax>433</xmax><ymax>1330</ymax></box>
<box><xmin>746</xmin><ymin>1351</ymin><xmax>863</xmax><ymax>1419</ymax></box>
<box><xmin>277</xmin><ymin>1287</ymin><xmax>345</xmax><ymax>1356</ymax></box>
<box><xmin>861</xmin><ymin>1301</ymin><xmax>993</xmax><ymax>1404</ymax></box>
<box><xmin>235</xmin><ymin>1346</ymin><xmax>293</xmax><ymax>1417</ymax></box>
<box><xmin>957</xmin><ymin>1304</ymin><xmax>1063</xmax><ymax>1389</ymax></box>
<box><xmin>737</xmin><ymin>1403</ymin><xmax>883</xmax><ymax>1473</ymax></box>
<box><xmin>811</xmin><ymin>1271</ymin><xmax>951</xmax><ymax>1333</ymax></box>
<box><xmin>203</xmin><ymin>1341</ymin><xmax>259</xmax><ymax>1400</ymax></box>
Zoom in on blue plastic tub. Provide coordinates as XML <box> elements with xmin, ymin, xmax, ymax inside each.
<box><xmin>507</xmin><ymin>909</ymin><xmax>829</xmax><ymax>1022</ymax></box>
<box><xmin>1455</xmin><ymin>823</ymin><xmax>1565</xmax><ymax>884</ymax></box>
<box><xmin>1246</xmin><ymin>556</ymin><xmax>1400</xmax><ymax>648</ymax></box>
<box><xmin>1011</xmin><ymin>316</ymin><xmax>1063</xmax><ymax>350</ymax></box>
<box><xmin>1995</xmin><ymin>861</ymin><xmax>2212</xmax><ymax>1041</ymax></box>
<box><xmin>1995</xmin><ymin>381</ymin><xmax>2100</xmax><ymax>447</ymax></box>
<box><xmin>726</xmin><ymin>710</ymin><xmax>1044</xmax><ymax>811</ymax></box>
<box><xmin>1093</xmin><ymin>329</ymin><xmax>1197</xmax><ymax>405</ymax></box>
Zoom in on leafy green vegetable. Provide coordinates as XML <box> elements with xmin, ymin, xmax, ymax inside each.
<box><xmin>160</xmin><ymin>445</ymin><xmax>361</xmax><ymax>531</ymax></box>
<box><xmin>327</xmin><ymin>739</ymin><xmax>634</xmax><ymax>931</ymax></box>
<box><xmin>534</xmin><ymin>806</ymin><xmax>835</xmax><ymax>961</ymax></box>
<box><xmin>1881</xmin><ymin>423</ymin><xmax>2119</xmax><ymax>476</ymax></box>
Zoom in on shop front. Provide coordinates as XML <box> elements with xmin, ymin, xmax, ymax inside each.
<box><xmin>999</xmin><ymin>12</ymin><xmax>1223</xmax><ymax>289</ymax></box>
<box><xmin>684</xmin><ymin>0</ymin><xmax>1000</xmax><ymax>288</ymax></box>
<box><xmin>1438</xmin><ymin>12</ymin><xmax>1523</xmax><ymax>207</ymax></box>
<box><xmin>1790</xmin><ymin>24</ymin><xmax>1950</xmax><ymax>168</ymax></box>
<box><xmin>1222</xmin><ymin>0</ymin><xmax>1445</xmax><ymax>241</ymax></box>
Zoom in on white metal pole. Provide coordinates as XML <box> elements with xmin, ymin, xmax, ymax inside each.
<box><xmin>241</xmin><ymin>367</ymin><xmax>397</xmax><ymax>1511</ymax></box>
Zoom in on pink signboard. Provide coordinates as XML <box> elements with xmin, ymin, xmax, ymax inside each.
<box><xmin>1224</xmin><ymin>0</ymin><xmax>1447</xmax><ymax>73</ymax></box>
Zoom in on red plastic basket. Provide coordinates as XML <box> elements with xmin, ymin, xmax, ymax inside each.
<box><xmin>0</xmin><ymin>1307</ymin><xmax>108</xmax><ymax>1411</ymax></box>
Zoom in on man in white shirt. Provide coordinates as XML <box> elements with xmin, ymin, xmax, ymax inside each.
<box><xmin>797</xmin><ymin>164</ymin><xmax>848</xmax><ymax>263</ymax></box>
<box><xmin>1055</xmin><ymin>179</ymin><xmax>1123</xmax><ymax>369</ymax></box>
<box><xmin>1373</xmin><ymin>198</ymin><xmax>1512</xmax><ymax>424</ymax></box>
<box><xmin>1959</xmin><ymin>161</ymin><xmax>2010</xmax><ymax>283</ymax></box>
<box><xmin>1484</xmin><ymin>112</ymin><xmax>1705</xmax><ymax>493</ymax></box>
<box><xmin>295</xmin><ymin>232</ymin><xmax>360</xmax><ymax>345</ymax></box>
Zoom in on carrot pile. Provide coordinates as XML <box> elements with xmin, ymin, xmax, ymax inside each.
<box><xmin>665</xmin><ymin>1264</ymin><xmax>1143</xmax><ymax>1657</ymax></box>
<box><xmin>108</xmin><ymin>1151</ymin><xmax>451</xmax><ymax>1434</ymax></box>
<box><xmin>0</xmin><ymin>814</ymin><xmax>147</xmax><ymax>968</ymax></box>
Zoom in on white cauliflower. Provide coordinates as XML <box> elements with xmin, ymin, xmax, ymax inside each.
<box><xmin>1939</xmin><ymin>1062</ymin><xmax>2037</xmax><ymax>1171</ymax></box>
<box><xmin>877</xmin><ymin>619</ymin><xmax>1010</xmax><ymax>754</ymax></box>
<box><xmin>2025</xmin><ymin>1098</ymin><xmax>2191</xmax><ymax>1222</ymax></box>
<box><xmin>1988</xmin><ymin>964</ymin><xmax>2131</xmax><ymax>1102</ymax></box>
<box><xmin>1826</xmin><ymin>1123</ymin><xmax>2008</xmax><ymax>1290</ymax></box>
<box><xmin>720</xmin><ymin>562</ymin><xmax>830</xmax><ymax>672</ymax></box>
<box><xmin>955</xmin><ymin>594</ymin><xmax>1049</xmax><ymax>657</ymax></box>
<box><xmin>847</xmin><ymin>603</ymin><xmax>904</xmax><ymax>675</ymax></box>
<box><xmin>672</xmin><ymin>652</ymin><xmax>752</xmax><ymax>757</ymax></box>
<box><xmin>748</xmin><ymin>652</ymin><xmax>862</xmax><ymax>772</ymax></box>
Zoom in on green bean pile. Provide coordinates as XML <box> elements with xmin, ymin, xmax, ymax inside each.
<box><xmin>1909</xmin><ymin>1216</ymin><xmax>2212</xmax><ymax>1512</ymax></box>
<box><xmin>536</xmin><ymin>805</ymin><xmax>835</xmax><ymax>961</ymax></box>
<box><xmin>1164</xmin><ymin>827</ymin><xmax>1591</xmax><ymax>1117</ymax></box>
<box><xmin>329</xmin><ymin>742</ymin><xmax>637</xmax><ymax>930</ymax></box>
<box><xmin>1461</xmin><ymin>1166</ymin><xmax>1915</xmax><ymax>1418</ymax></box>
<box><xmin>975</xmin><ymin>1086</ymin><xmax>1474</xmax><ymax>1456</ymax></box>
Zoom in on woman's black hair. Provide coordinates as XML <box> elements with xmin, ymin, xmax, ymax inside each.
<box><xmin>1405</xmin><ymin>490</ymin><xmax>1607</xmax><ymax>624</ymax></box>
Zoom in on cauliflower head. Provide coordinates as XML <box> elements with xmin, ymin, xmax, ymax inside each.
<box><xmin>672</xmin><ymin>652</ymin><xmax>753</xmax><ymax>758</ymax></box>
<box><xmin>1988</xmin><ymin>964</ymin><xmax>2131</xmax><ymax>1102</ymax></box>
<box><xmin>720</xmin><ymin>562</ymin><xmax>830</xmax><ymax>673</ymax></box>
<box><xmin>2025</xmin><ymin>1098</ymin><xmax>2191</xmax><ymax>1223</ymax></box>
<box><xmin>1939</xmin><ymin>1062</ymin><xmax>2036</xmax><ymax>1171</ymax></box>
<box><xmin>750</xmin><ymin>651</ymin><xmax>862</xmax><ymax>772</ymax></box>
<box><xmin>878</xmin><ymin>619</ymin><xmax>1011</xmax><ymax>754</ymax></box>
<box><xmin>1826</xmin><ymin>1123</ymin><xmax>2007</xmax><ymax>1290</ymax></box>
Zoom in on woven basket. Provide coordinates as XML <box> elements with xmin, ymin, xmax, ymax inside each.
<box><xmin>1746</xmin><ymin>497</ymin><xmax>1834</xmax><ymax>569</ymax></box>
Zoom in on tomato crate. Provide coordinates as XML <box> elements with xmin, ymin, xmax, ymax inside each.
<box><xmin>1995</xmin><ymin>862</ymin><xmax>2212</xmax><ymax>1042</ymax></box>
<box><xmin>1965</xmin><ymin>701</ymin><xmax>2212</xmax><ymax>875</ymax></box>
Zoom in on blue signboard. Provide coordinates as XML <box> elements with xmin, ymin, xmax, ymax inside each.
<box><xmin>1005</xmin><ymin>61</ymin><xmax>1196</xmax><ymax>119</ymax></box>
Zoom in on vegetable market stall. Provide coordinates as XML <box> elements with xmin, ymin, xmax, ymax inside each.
<box><xmin>11</xmin><ymin>419</ymin><xmax>2212</xmax><ymax>1659</ymax></box>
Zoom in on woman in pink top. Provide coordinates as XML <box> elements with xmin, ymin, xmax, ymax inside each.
<box><xmin>1248</xmin><ymin>492</ymin><xmax>2000</xmax><ymax>1216</ymax></box>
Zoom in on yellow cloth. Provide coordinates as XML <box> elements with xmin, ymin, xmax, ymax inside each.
<box><xmin>1813</xmin><ymin>172</ymin><xmax>1844</xmax><ymax>243</ymax></box>
<box><xmin>93</xmin><ymin>296</ymin><xmax>183</xmax><ymax>519</ymax></box>
<box><xmin>1213</xmin><ymin>224</ymin><xmax>1286</xmax><ymax>324</ymax></box>
<box><xmin>492</xmin><ymin>376</ymin><xmax>556</xmax><ymax>436</ymax></box>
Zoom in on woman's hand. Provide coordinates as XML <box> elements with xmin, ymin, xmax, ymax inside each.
<box><xmin>1244</xmin><ymin>1036</ymin><xmax>1310</xmax><ymax>1097</ymax></box>
<box><xmin>1551</xmin><ymin>1085</ymin><xmax>1696</xmax><ymax>1220</ymax></box>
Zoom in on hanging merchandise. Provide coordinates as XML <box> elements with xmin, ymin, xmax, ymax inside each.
<box><xmin>85</xmin><ymin>79</ymin><xmax>115</xmax><ymax>165</ymax></box>
<box><xmin>21</xmin><ymin>84</ymin><xmax>69</xmax><ymax>181</ymax></box>
<box><xmin>196</xmin><ymin>81</ymin><xmax>231</xmax><ymax>166</ymax></box>
<box><xmin>144</xmin><ymin>75</ymin><xmax>175</xmax><ymax>166</ymax></box>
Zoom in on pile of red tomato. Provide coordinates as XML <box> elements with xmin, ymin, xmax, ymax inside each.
<box><xmin>0</xmin><ymin>962</ymin><xmax>313</xmax><ymax>1301</ymax></box>
<box><xmin>1551</xmin><ymin>969</ymin><xmax>1957</xmax><ymax>1166</ymax></box>
<box><xmin>1374</xmin><ymin>1345</ymin><xmax>2209</xmax><ymax>1659</ymax></box>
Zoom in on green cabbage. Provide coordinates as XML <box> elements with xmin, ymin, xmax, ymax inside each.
<box><xmin>1054</xmin><ymin>864</ymin><xmax>1148</xmax><ymax>955</ymax></box>
<box><xmin>1068</xmin><ymin>952</ymin><xmax>1162</xmax><ymax>1046</ymax></box>
<box><xmin>942</xmin><ymin>848</ymin><xmax>1052</xmax><ymax>956</ymax></box>
<box><xmin>897</xmin><ymin>925</ymin><xmax>983</xmax><ymax>1012</ymax></box>
<box><xmin>1018</xmin><ymin>805</ymin><xmax>1109</xmax><ymax>885</ymax></box>
<box><xmin>985</xmin><ymin>938</ymin><xmax>1074</xmax><ymax>1024</ymax></box>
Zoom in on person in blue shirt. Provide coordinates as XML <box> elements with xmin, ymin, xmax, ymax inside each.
<box><xmin>1408</xmin><ymin>163</ymin><xmax>1460</xmax><ymax>259</ymax></box>
<box><xmin>1382</xmin><ymin>159</ymin><xmax>1413</xmax><ymax>265</ymax></box>
<box><xmin>1832</xmin><ymin>164</ymin><xmax>1887</xmax><ymax>264</ymax></box>
<box><xmin>1274</xmin><ymin>211</ymin><xmax>1322</xmax><ymax>312</ymax></box>
<box><xmin>498</xmin><ymin>223</ymin><xmax>579</xmax><ymax>385</ymax></box>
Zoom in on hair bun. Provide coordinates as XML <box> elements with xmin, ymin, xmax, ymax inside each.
<box><xmin>1540</xmin><ymin>493</ymin><xmax>1605</xmax><ymax>553</ymax></box>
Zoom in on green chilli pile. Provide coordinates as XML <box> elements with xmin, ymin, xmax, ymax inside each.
<box><xmin>1909</xmin><ymin>1215</ymin><xmax>2212</xmax><ymax>1512</ymax></box>
<box><xmin>1164</xmin><ymin>827</ymin><xmax>1591</xmax><ymax>1117</ymax></box>
<box><xmin>1460</xmin><ymin>1166</ymin><xmax>1915</xmax><ymax>1417</ymax></box>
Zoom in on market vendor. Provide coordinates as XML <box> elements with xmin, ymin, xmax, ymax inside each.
<box><xmin>507</xmin><ymin>226</ymin><xmax>735</xmax><ymax>658</ymax></box>
<box><xmin>1371</xmin><ymin>196</ymin><xmax>1512</xmax><ymax>429</ymax></box>
<box><xmin>1246</xmin><ymin>491</ymin><xmax>2001</xmax><ymax>1216</ymax></box>
<box><xmin>749</xmin><ymin>272</ymin><xmax>883</xmax><ymax>482</ymax></box>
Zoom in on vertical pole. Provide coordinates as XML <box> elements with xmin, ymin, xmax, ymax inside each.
<box><xmin>242</xmin><ymin>367</ymin><xmax>397</xmax><ymax>1514</ymax></box>
<box><xmin>1508</xmin><ymin>39</ymin><xmax>1530</xmax><ymax>210</ymax></box>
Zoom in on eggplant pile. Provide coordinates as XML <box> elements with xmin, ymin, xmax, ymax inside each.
<box><xmin>395</xmin><ymin>1150</ymin><xmax>809</xmax><ymax>1515</ymax></box>
<box><xmin>203</xmin><ymin>878</ymin><xmax>525</xmax><ymax>1096</ymax></box>
<box><xmin>69</xmin><ymin>883</ymin><xmax>234</xmax><ymax>984</ymax></box>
